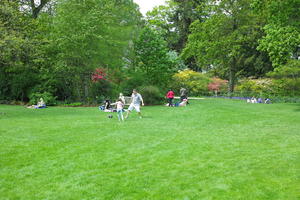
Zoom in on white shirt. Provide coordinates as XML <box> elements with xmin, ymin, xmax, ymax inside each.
<box><xmin>116</xmin><ymin>101</ymin><xmax>124</xmax><ymax>110</ymax></box>
<box><xmin>131</xmin><ymin>93</ymin><xmax>143</xmax><ymax>105</ymax></box>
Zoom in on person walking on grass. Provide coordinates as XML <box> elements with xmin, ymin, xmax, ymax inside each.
<box><xmin>126</xmin><ymin>89</ymin><xmax>144</xmax><ymax>119</ymax></box>
<box><xmin>166</xmin><ymin>89</ymin><xmax>175</xmax><ymax>106</ymax></box>
<box><xmin>116</xmin><ymin>98</ymin><xmax>124</xmax><ymax>122</ymax></box>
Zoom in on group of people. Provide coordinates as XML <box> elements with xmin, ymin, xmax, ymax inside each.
<box><xmin>247</xmin><ymin>97</ymin><xmax>271</xmax><ymax>104</ymax></box>
<box><xmin>100</xmin><ymin>87</ymin><xmax>189</xmax><ymax>122</ymax></box>
<box><xmin>165</xmin><ymin>87</ymin><xmax>189</xmax><ymax>107</ymax></box>
<box><xmin>100</xmin><ymin>89</ymin><xmax>144</xmax><ymax>122</ymax></box>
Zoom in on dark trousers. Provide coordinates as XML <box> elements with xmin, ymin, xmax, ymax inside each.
<box><xmin>168</xmin><ymin>98</ymin><xmax>173</xmax><ymax>106</ymax></box>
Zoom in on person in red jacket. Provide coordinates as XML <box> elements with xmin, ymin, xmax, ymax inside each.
<box><xmin>166</xmin><ymin>89</ymin><xmax>175</xmax><ymax>107</ymax></box>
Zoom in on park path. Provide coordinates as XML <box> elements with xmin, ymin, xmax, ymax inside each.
<box><xmin>174</xmin><ymin>96</ymin><xmax>205</xmax><ymax>100</ymax></box>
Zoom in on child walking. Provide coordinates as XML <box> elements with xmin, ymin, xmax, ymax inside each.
<box><xmin>116</xmin><ymin>98</ymin><xmax>124</xmax><ymax>122</ymax></box>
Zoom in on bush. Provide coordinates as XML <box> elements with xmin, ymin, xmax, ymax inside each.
<box><xmin>90</xmin><ymin>79</ymin><xmax>117</xmax><ymax>101</ymax></box>
<box><xmin>271</xmin><ymin>78</ymin><xmax>300</xmax><ymax>96</ymax></box>
<box><xmin>172</xmin><ymin>69</ymin><xmax>211</xmax><ymax>96</ymax></box>
<box><xmin>61</xmin><ymin>102</ymin><xmax>83</xmax><ymax>107</ymax></box>
<box><xmin>269</xmin><ymin>96</ymin><xmax>300</xmax><ymax>103</ymax></box>
<box><xmin>29</xmin><ymin>92</ymin><xmax>57</xmax><ymax>106</ymax></box>
<box><xmin>208</xmin><ymin>77</ymin><xmax>228</xmax><ymax>95</ymax></box>
<box><xmin>138</xmin><ymin>85</ymin><xmax>164</xmax><ymax>105</ymax></box>
<box><xmin>235</xmin><ymin>78</ymin><xmax>274</xmax><ymax>97</ymax></box>
<box><xmin>235</xmin><ymin>77</ymin><xmax>300</xmax><ymax>98</ymax></box>
<box><xmin>122</xmin><ymin>72</ymin><xmax>145</xmax><ymax>96</ymax></box>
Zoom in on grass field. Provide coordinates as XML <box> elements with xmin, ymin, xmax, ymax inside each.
<box><xmin>0</xmin><ymin>99</ymin><xmax>300</xmax><ymax>200</ymax></box>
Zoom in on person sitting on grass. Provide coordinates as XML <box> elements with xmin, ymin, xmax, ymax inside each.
<box><xmin>27</xmin><ymin>98</ymin><xmax>46</xmax><ymax>109</ymax></box>
<box><xmin>99</xmin><ymin>99</ymin><xmax>113</xmax><ymax>112</ymax></box>
<box><xmin>251</xmin><ymin>97</ymin><xmax>257</xmax><ymax>103</ymax></box>
<box><xmin>257</xmin><ymin>97</ymin><xmax>263</xmax><ymax>103</ymax></box>
<box><xmin>174</xmin><ymin>98</ymin><xmax>188</xmax><ymax>107</ymax></box>
<box><xmin>265</xmin><ymin>98</ymin><xmax>271</xmax><ymax>104</ymax></box>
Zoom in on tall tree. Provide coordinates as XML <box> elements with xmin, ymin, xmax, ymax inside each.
<box><xmin>30</xmin><ymin>0</ymin><xmax>51</xmax><ymax>18</ymax></box>
<box><xmin>253</xmin><ymin>0</ymin><xmax>300</xmax><ymax>67</ymax></box>
<box><xmin>47</xmin><ymin>0</ymin><xmax>142</xmax><ymax>100</ymax></box>
<box><xmin>134</xmin><ymin>26</ymin><xmax>174</xmax><ymax>87</ymax></box>
<box><xmin>182</xmin><ymin>0</ymin><xmax>272</xmax><ymax>92</ymax></box>
<box><xmin>146</xmin><ymin>0</ymin><xmax>207</xmax><ymax>70</ymax></box>
<box><xmin>0</xmin><ymin>1</ymin><xmax>46</xmax><ymax>101</ymax></box>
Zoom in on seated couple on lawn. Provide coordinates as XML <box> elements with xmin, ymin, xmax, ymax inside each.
<box><xmin>27</xmin><ymin>98</ymin><xmax>46</xmax><ymax>109</ymax></box>
<box><xmin>247</xmin><ymin>97</ymin><xmax>271</xmax><ymax>104</ymax></box>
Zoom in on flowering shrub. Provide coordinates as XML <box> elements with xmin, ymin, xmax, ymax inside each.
<box><xmin>208</xmin><ymin>77</ymin><xmax>228</xmax><ymax>95</ymax></box>
<box><xmin>172</xmin><ymin>69</ymin><xmax>211</xmax><ymax>96</ymax></box>
<box><xmin>235</xmin><ymin>78</ymin><xmax>274</xmax><ymax>97</ymax></box>
<box><xmin>92</xmin><ymin>68</ymin><xmax>107</xmax><ymax>82</ymax></box>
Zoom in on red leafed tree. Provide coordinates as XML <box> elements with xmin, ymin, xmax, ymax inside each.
<box><xmin>208</xmin><ymin>77</ymin><xmax>228</xmax><ymax>95</ymax></box>
<box><xmin>91</xmin><ymin>68</ymin><xmax>107</xmax><ymax>82</ymax></box>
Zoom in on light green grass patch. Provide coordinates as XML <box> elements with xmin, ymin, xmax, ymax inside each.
<box><xmin>0</xmin><ymin>99</ymin><xmax>300</xmax><ymax>199</ymax></box>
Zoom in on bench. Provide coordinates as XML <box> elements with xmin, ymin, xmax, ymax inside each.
<box><xmin>123</xmin><ymin>96</ymin><xmax>131</xmax><ymax>106</ymax></box>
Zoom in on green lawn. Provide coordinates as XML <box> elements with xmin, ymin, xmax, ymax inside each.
<box><xmin>0</xmin><ymin>99</ymin><xmax>300</xmax><ymax>200</ymax></box>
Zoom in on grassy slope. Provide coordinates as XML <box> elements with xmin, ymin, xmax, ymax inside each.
<box><xmin>0</xmin><ymin>99</ymin><xmax>299</xmax><ymax>200</ymax></box>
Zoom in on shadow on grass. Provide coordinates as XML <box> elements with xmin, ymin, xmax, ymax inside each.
<box><xmin>294</xmin><ymin>103</ymin><xmax>300</xmax><ymax>112</ymax></box>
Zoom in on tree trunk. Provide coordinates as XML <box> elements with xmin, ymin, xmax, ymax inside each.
<box><xmin>228</xmin><ymin>65</ymin><xmax>235</xmax><ymax>93</ymax></box>
<box><xmin>30</xmin><ymin>0</ymin><xmax>50</xmax><ymax>18</ymax></box>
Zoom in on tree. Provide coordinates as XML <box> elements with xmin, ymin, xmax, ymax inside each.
<box><xmin>146</xmin><ymin>3</ymin><xmax>178</xmax><ymax>50</ymax></box>
<box><xmin>47</xmin><ymin>0</ymin><xmax>142</xmax><ymax>101</ymax></box>
<box><xmin>146</xmin><ymin>0</ymin><xmax>205</xmax><ymax>70</ymax></box>
<box><xmin>182</xmin><ymin>0</ymin><xmax>272</xmax><ymax>92</ymax></box>
<box><xmin>30</xmin><ymin>0</ymin><xmax>51</xmax><ymax>18</ymax></box>
<box><xmin>134</xmin><ymin>26</ymin><xmax>174</xmax><ymax>88</ymax></box>
<box><xmin>0</xmin><ymin>1</ymin><xmax>46</xmax><ymax>101</ymax></box>
<box><xmin>252</xmin><ymin>0</ymin><xmax>300</xmax><ymax>67</ymax></box>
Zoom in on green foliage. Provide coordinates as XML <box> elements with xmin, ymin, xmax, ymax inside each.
<box><xmin>253</xmin><ymin>0</ymin><xmax>300</xmax><ymax>67</ymax></box>
<box><xmin>122</xmin><ymin>72</ymin><xmax>145</xmax><ymax>96</ymax></box>
<box><xmin>0</xmin><ymin>1</ymin><xmax>47</xmax><ymax>101</ymax></box>
<box><xmin>146</xmin><ymin>2</ymin><xmax>180</xmax><ymax>51</ymax></box>
<box><xmin>61</xmin><ymin>102</ymin><xmax>83</xmax><ymax>107</ymax></box>
<box><xmin>167</xmin><ymin>51</ymin><xmax>187</xmax><ymax>71</ymax></box>
<box><xmin>134</xmin><ymin>26</ymin><xmax>174</xmax><ymax>88</ymax></box>
<box><xmin>90</xmin><ymin>79</ymin><xmax>116</xmax><ymax>101</ymax></box>
<box><xmin>138</xmin><ymin>85</ymin><xmax>164</xmax><ymax>105</ymax></box>
<box><xmin>146</xmin><ymin>0</ymin><xmax>204</xmax><ymax>69</ymax></box>
<box><xmin>235</xmin><ymin>78</ymin><xmax>274</xmax><ymax>97</ymax></box>
<box><xmin>47</xmin><ymin>0</ymin><xmax>142</xmax><ymax>101</ymax></box>
<box><xmin>235</xmin><ymin>76</ymin><xmax>300</xmax><ymax>98</ymax></box>
<box><xmin>172</xmin><ymin>69</ymin><xmax>211</xmax><ymax>96</ymax></box>
<box><xmin>268</xmin><ymin>59</ymin><xmax>300</xmax><ymax>79</ymax></box>
<box><xmin>182</xmin><ymin>0</ymin><xmax>273</xmax><ymax>92</ymax></box>
<box><xmin>258</xmin><ymin>25</ymin><xmax>300</xmax><ymax>67</ymax></box>
<box><xmin>1</xmin><ymin>0</ymin><xmax>299</xmax><ymax>105</ymax></box>
<box><xmin>271</xmin><ymin>78</ymin><xmax>300</xmax><ymax>97</ymax></box>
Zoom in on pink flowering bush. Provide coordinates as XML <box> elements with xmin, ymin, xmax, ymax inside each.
<box><xmin>92</xmin><ymin>68</ymin><xmax>107</xmax><ymax>82</ymax></box>
<box><xmin>208</xmin><ymin>77</ymin><xmax>228</xmax><ymax>95</ymax></box>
